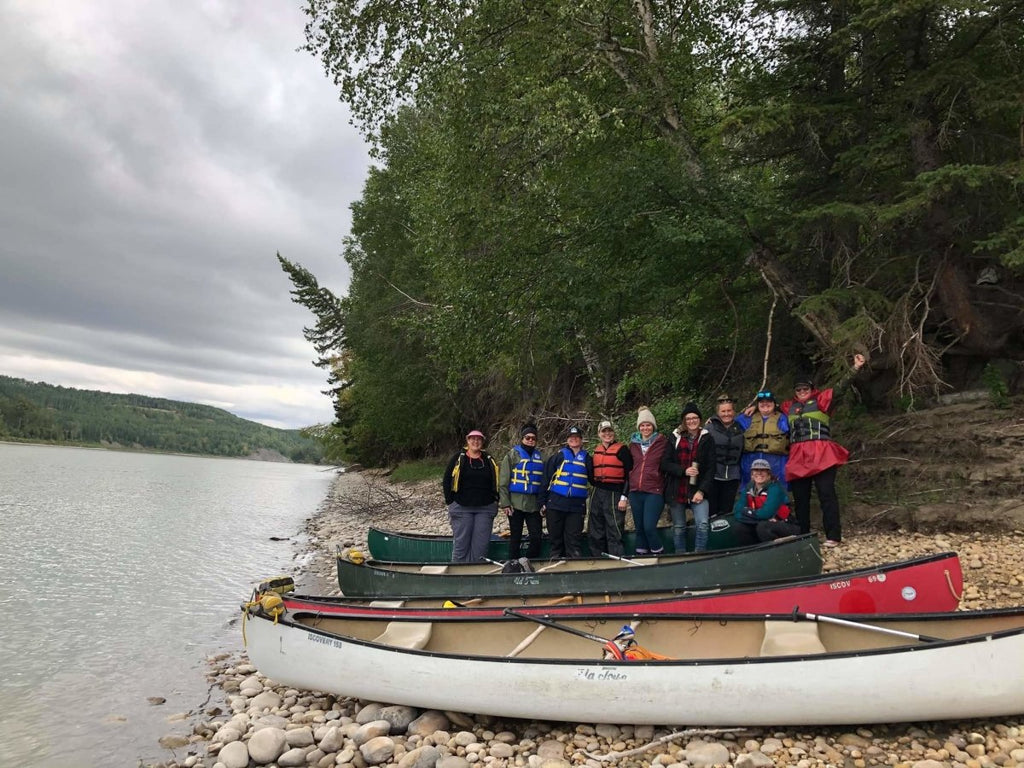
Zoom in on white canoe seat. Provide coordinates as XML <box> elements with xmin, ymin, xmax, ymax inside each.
<box><xmin>760</xmin><ymin>621</ymin><xmax>826</xmax><ymax>657</ymax></box>
<box><xmin>368</xmin><ymin>599</ymin><xmax>406</xmax><ymax>608</ymax></box>
<box><xmin>372</xmin><ymin>621</ymin><xmax>433</xmax><ymax>650</ymax></box>
<box><xmin>419</xmin><ymin>564</ymin><xmax>449</xmax><ymax>574</ymax></box>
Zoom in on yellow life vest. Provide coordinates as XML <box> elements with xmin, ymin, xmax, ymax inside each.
<box><xmin>743</xmin><ymin>413</ymin><xmax>789</xmax><ymax>455</ymax></box>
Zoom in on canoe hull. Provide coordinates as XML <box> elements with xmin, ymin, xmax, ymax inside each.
<box><xmin>367</xmin><ymin>517</ymin><xmax>738</xmax><ymax>563</ymax></box>
<box><xmin>244</xmin><ymin>608</ymin><xmax>1024</xmax><ymax>726</ymax></box>
<box><xmin>286</xmin><ymin>552</ymin><xmax>962</xmax><ymax>619</ymax></box>
<box><xmin>337</xmin><ymin>535</ymin><xmax>823</xmax><ymax>599</ymax></box>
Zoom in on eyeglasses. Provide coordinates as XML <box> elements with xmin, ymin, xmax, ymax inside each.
<box><xmin>756</xmin><ymin>391</ymin><xmax>773</xmax><ymax>400</ymax></box>
<box><xmin>522</xmin><ymin>435</ymin><xmax>537</xmax><ymax>441</ymax></box>
<box><xmin>794</xmin><ymin>385</ymin><xmax>811</xmax><ymax>392</ymax></box>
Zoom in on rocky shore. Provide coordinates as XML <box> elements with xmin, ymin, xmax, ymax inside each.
<box><xmin>150</xmin><ymin>470</ymin><xmax>1024</xmax><ymax>768</ymax></box>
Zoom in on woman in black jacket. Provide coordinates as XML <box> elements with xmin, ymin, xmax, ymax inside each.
<box><xmin>661</xmin><ymin>402</ymin><xmax>715</xmax><ymax>552</ymax></box>
<box><xmin>442</xmin><ymin>429</ymin><xmax>499</xmax><ymax>562</ymax></box>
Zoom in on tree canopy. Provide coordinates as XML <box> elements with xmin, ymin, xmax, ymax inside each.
<box><xmin>284</xmin><ymin>0</ymin><xmax>1024</xmax><ymax>466</ymax></box>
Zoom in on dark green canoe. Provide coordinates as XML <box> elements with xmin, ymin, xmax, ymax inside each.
<box><xmin>367</xmin><ymin>515</ymin><xmax>739</xmax><ymax>563</ymax></box>
<box><xmin>337</xmin><ymin>534</ymin><xmax>822</xmax><ymax>599</ymax></box>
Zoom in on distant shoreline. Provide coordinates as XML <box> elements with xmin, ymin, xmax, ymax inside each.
<box><xmin>0</xmin><ymin>438</ymin><xmax>311</xmax><ymax>463</ymax></box>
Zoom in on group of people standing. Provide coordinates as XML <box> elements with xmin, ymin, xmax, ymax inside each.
<box><xmin>442</xmin><ymin>355</ymin><xmax>865</xmax><ymax>562</ymax></box>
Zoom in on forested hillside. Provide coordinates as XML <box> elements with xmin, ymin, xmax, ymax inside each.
<box><xmin>0</xmin><ymin>376</ymin><xmax>323</xmax><ymax>463</ymax></box>
<box><xmin>283</xmin><ymin>0</ymin><xmax>1023</xmax><ymax>466</ymax></box>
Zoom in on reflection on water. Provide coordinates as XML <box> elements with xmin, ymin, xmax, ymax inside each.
<box><xmin>0</xmin><ymin>443</ymin><xmax>333</xmax><ymax>767</ymax></box>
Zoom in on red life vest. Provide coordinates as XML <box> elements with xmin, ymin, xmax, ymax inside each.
<box><xmin>592</xmin><ymin>442</ymin><xmax>626</xmax><ymax>484</ymax></box>
<box><xmin>743</xmin><ymin>485</ymin><xmax>791</xmax><ymax>520</ymax></box>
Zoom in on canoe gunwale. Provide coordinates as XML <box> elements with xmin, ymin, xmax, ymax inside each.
<box><xmin>256</xmin><ymin>605</ymin><xmax>1024</xmax><ymax>665</ymax></box>
<box><xmin>295</xmin><ymin>551</ymin><xmax>961</xmax><ymax>606</ymax></box>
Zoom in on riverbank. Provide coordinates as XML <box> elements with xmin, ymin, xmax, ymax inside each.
<box><xmin>154</xmin><ymin>470</ymin><xmax>1024</xmax><ymax>768</ymax></box>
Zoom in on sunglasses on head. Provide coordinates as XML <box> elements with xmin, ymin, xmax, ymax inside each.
<box><xmin>716</xmin><ymin>397</ymin><xmax>733</xmax><ymax>404</ymax></box>
<box><xmin>756</xmin><ymin>391</ymin><xmax>773</xmax><ymax>400</ymax></box>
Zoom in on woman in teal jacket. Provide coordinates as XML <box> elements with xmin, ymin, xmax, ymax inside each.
<box><xmin>732</xmin><ymin>458</ymin><xmax>798</xmax><ymax>546</ymax></box>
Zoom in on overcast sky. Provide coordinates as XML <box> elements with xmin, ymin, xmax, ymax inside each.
<box><xmin>0</xmin><ymin>1</ymin><xmax>370</xmax><ymax>429</ymax></box>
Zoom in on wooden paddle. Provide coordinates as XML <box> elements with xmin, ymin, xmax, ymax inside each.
<box><xmin>502</xmin><ymin>609</ymin><xmax>620</xmax><ymax>645</ymax></box>
<box><xmin>794</xmin><ymin>608</ymin><xmax>943</xmax><ymax>643</ymax></box>
<box><xmin>503</xmin><ymin>610</ymin><xmax>663</xmax><ymax>660</ymax></box>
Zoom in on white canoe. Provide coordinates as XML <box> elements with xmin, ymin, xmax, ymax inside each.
<box><xmin>242</xmin><ymin>604</ymin><xmax>1024</xmax><ymax>725</ymax></box>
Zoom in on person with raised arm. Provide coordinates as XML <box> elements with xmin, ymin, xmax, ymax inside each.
<box><xmin>780</xmin><ymin>353</ymin><xmax>866</xmax><ymax>547</ymax></box>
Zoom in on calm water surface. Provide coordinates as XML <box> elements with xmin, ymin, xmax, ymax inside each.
<box><xmin>0</xmin><ymin>443</ymin><xmax>334</xmax><ymax>767</ymax></box>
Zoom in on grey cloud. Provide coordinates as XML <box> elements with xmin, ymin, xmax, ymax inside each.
<box><xmin>0</xmin><ymin>1</ymin><xmax>367</xmax><ymax>428</ymax></box>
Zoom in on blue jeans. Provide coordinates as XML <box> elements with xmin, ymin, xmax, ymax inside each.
<box><xmin>628</xmin><ymin>491</ymin><xmax>665</xmax><ymax>553</ymax></box>
<box><xmin>448</xmin><ymin>502</ymin><xmax>497</xmax><ymax>562</ymax></box>
<box><xmin>669</xmin><ymin>499</ymin><xmax>710</xmax><ymax>552</ymax></box>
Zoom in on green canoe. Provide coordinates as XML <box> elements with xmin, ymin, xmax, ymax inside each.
<box><xmin>337</xmin><ymin>534</ymin><xmax>822</xmax><ymax>599</ymax></box>
<box><xmin>367</xmin><ymin>515</ymin><xmax>739</xmax><ymax>563</ymax></box>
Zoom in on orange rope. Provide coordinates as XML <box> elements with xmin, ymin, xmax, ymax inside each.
<box><xmin>944</xmin><ymin>568</ymin><xmax>964</xmax><ymax>602</ymax></box>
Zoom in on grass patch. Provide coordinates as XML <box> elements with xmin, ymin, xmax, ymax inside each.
<box><xmin>390</xmin><ymin>458</ymin><xmax>447</xmax><ymax>484</ymax></box>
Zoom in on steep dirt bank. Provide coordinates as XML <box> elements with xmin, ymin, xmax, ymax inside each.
<box><xmin>843</xmin><ymin>398</ymin><xmax>1024</xmax><ymax>532</ymax></box>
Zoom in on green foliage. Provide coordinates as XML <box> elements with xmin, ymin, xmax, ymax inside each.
<box><xmin>389</xmin><ymin>458</ymin><xmax>447</xmax><ymax>484</ymax></box>
<box><xmin>982</xmin><ymin>363</ymin><xmax>1010</xmax><ymax>409</ymax></box>
<box><xmin>289</xmin><ymin>0</ymin><xmax>1024</xmax><ymax>465</ymax></box>
<box><xmin>0</xmin><ymin>377</ymin><xmax>322</xmax><ymax>462</ymax></box>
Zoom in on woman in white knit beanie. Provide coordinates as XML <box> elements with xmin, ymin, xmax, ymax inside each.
<box><xmin>626</xmin><ymin>406</ymin><xmax>669</xmax><ymax>554</ymax></box>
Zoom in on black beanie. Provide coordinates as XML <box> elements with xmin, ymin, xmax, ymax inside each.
<box><xmin>680</xmin><ymin>402</ymin><xmax>702</xmax><ymax>422</ymax></box>
<box><xmin>520</xmin><ymin>423</ymin><xmax>538</xmax><ymax>438</ymax></box>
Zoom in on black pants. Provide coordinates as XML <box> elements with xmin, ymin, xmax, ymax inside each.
<box><xmin>734</xmin><ymin>521</ymin><xmax>760</xmax><ymax>547</ymax></box>
<box><xmin>790</xmin><ymin>465</ymin><xmax>841</xmax><ymax>541</ymax></box>
<box><xmin>736</xmin><ymin>518</ymin><xmax>802</xmax><ymax>547</ymax></box>
<box><xmin>545</xmin><ymin>506</ymin><xmax>584</xmax><ymax>558</ymax></box>
<box><xmin>707</xmin><ymin>478</ymin><xmax>740</xmax><ymax>519</ymax></box>
<box><xmin>587</xmin><ymin>487</ymin><xmax>626</xmax><ymax>556</ymax></box>
<box><xmin>507</xmin><ymin>508</ymin><xmax>544</xmax><ymax>560</ymax></box>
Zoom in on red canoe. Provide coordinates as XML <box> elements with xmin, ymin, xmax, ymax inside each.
<box><xmin>274</xmin><ymin>552</ymin><xmax>962</xmax><ymax>620</ymax></box>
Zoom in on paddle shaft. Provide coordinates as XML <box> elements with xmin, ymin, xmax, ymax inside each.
<box><xmin>800</xmin><ymin>611</ymin><xmax>942</xmax><ymax>643</ymax></box>
<box><xmin>503</xmin><ymin>608</ymin><xmax>611</xmax><ymax>645</ymax></box>
<box><xmin>602</xmin><ymin>553</ymin><xmax>647</xmax><ymax>566</ymax></box>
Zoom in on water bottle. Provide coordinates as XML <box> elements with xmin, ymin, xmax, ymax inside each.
<box><xmin>689</xmin><ymin>461</ymin><xmax>698</xmax><ymax>486</ymax></box>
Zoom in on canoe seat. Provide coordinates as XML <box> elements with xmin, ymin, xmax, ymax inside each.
<box><xmin>760</xmin><ymin>621</ymin><xmax>826</xmax><ymax>657</ymax></box>
<box><xmin>372</xmin><ymin>621</ymin><xmax>433</xmax><ymax>650</ymax></box>
<box><xmin>368</xmin><ymin>599</ymin><xmax>406</xmax><ymax>608</ymax></box>
<box><xmin>419</xmin><ymin>565</ymin><xmax>449</xmax><ymax>575</ymax></box>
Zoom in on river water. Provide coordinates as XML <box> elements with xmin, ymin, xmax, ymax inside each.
<box><xmin>0</xmin><ymin>443</ymin><xmax>334</xmax><ymax>767</ymax></box>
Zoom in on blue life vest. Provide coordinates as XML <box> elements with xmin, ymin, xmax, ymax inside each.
<box><xmin>509</xmin><ymin>445</ymin><xmax>544</xmax><ymax>495</ymax></box>
<box><xmin>549</xmin><ymin>446</ymin><xmax>589</xmax><ymax>499</ymax></box>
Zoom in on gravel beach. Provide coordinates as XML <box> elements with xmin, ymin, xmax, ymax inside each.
<box><xmin>151</xmin><ymin>470</ymin><xmax>1024</xmax><ymax>768</ymax></box>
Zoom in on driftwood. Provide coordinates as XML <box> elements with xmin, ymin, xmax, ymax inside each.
<box><xmin>583</xmin><ymin>727</ymin><xmax>746</xmax><ymax>762</ymax></box>
<box><xmin>936</xmin><ymin>389</ymin><xmax>989</xmax><ymax>405</ymax></box>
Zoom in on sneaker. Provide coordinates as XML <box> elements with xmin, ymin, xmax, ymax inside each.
<box><xmin>823</xmin><ymin>539</ymin><xmax>841</xmax><ymax>548</ymax></box>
